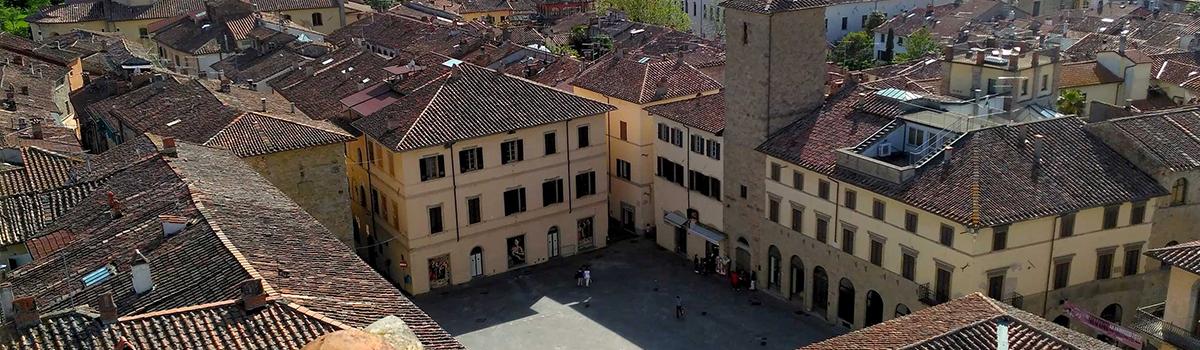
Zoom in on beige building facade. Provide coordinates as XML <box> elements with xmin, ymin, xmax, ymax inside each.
<box><xmin>348</xmin><ymin>115</ymin><xmax>610</xmax><ymax>294</ymax></box>
<box><xmin>650</xmin><ymin>109</ymin><xmax>725</xmax><ymax>258</ymax></box>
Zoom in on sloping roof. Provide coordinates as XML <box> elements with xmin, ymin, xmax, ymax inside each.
<box><xmin>0</xmin><ymin>147</ymin><xmax>79</xmax><ymax>197</ymax></box>
<box><xmin>1146</xmin><ymin>240</ymin><xmax>1200</xmax><ymax>276</ymax></box>
<box><xmin>1058</xmin><ymin>61</ymin><xmax>1123</xmax><ymax>87</ymax></box>
<box><xmin>272</xmin><ymin>46</ymin><xmax>400</xmax><ymax>125</ymax></box>
<box><xmin>0</xmin><ymin>182</ymin><xmax>99</xmax><ymax>247</ymax></box>
<box><xmin>325</xmin><ymin>13</ymin><xmax>489</xmax><ymax>58</ymax></box>
<box><xmin>718</xmin><ymin>0</ymin><xmax>829</xmax><ymax>14</ymax></box>
<box><xmin>572</xmin><ymin>55</ymin><xmax>722</xmax><ymax>104</ymax></box>
<box><xmin>29</xmin><ymin>0</ymin><xmax>336</xmax><ymax>24</ymax></box>
<box><xmin>800</xmin><ymin>293</ymin><xmax>1118</xmax><ymax>350</ymax></box>
<box><xmin>1104</xmin><ymin>107</ymin><xmax>1200</xmax><ymax>172</ymax></box>
<box><xmin>209</xmin><ymin>45</ymin><xmax>309</xmax><ymax>82</ymax></box>
<box><xmin>3</xmin><ymin>139</ymin><xmax>462</xmax><ymax>349</ymax></box>
<box><xmin>152</xmin><ymin>14</ymin><xmax>256</xmax><ymax>55</ymax></box>
<box><xmin>1</xmin><ymin>300</ymin><xmax>344</xmax><ymax>349</ymax></box>
<box><xmin>205</xmin><ymin>112</ymin><xmax>353</xmax><ymax>157</ymax></box>
<box><xmin>759</xmin><ymin>85</ymin><xmax>1167</xmax><ymax>227</ymax></box>
<box><xmin>645</xmin><ymin>92</ymin><xmax>725</xmax><ymax>134</ymax></box>
<box><xmin>353</xmin><ymin>63</ymin><xmax>614</xmax><ymax>151</ymax></box>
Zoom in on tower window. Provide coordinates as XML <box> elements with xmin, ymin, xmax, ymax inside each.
<box><xmin>742</xmin><ymin>22</ymin><xmax>749</xmax><ymax>44</ymax></box>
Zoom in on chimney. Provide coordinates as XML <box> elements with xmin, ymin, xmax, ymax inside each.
<box><xmin>131</xmin><ymin>250</ymin><xmax>153</xmax><ymax>294</ymax></box>
<box><xmin>29</xmin><ymin>120</ymin><xmax>42</xmax><ymax>140</ymax></box>
<box><xmin>219</xmin><ymin>79</ymin><xmax>231</xmax><ymax>93</ymax></box>
<box><xmin>238</xmin><ymin>278</ymin><xmax>268</xmax><ymax>311</ymax></box>
<box><xmin>1119</xmin><ymin>33</ymin><xmax>1127</xmax><ymax>54</ymax></box>
<box><xmin>98</xmin><ymin>293</ymin><xmax>118</xmax><ymax>324</ymax></box>
<box><xmin>106</xmin><ymin>191</ymin><xmax>123</xmax><ymax>219</ymax></box>
<box><xmin>975</xmin><ymin>50</ymin><xmax>986</xmax><ymax>65</ymax></box>
<box><xmin>1032</xmin><ymin>134</ymin><xmax>1045</xmax><ymax>164</ymax></box>
<box><xmin>161</xmin><ymin>137</ymin><xmax>177</xmax><ymax>157</ymax></box>
<box><xmin>12</xmin><ymin>296</ymin><xmax>38</xmax><ymax>329</ymax></box>
<box><xmin>289</xmin><ymin>102</ymin><xmax>296</xmax><ymax>113</ymax></box>
<box><xmin>246</xmin><ymin>79</ymin><xmax>255</xmax><ymax>89</ymax></box>
<box><xmin>942</xmin><ymin>146</ymin><xmax>954</xmax><ymax>165</ymax></box>
<box><xmin>160</xmin><ymin>215</ymin><xmax>188</xmax><ymax>237</ymax></box>
<box><xmin>996</xmin><ymin>316</ymin><xmax>1011</xmax><ymax>350</ymax></box>
<box><xmin>1125</xmin><ymin>98</ymin><xmax>1134</xmax><ymax>110</ymax></box>
<box><xmin>260</xmin><ymin>97</ymin><xmax>267</xmax><ymax>112</ymax></box>
<box><xmin>0</xmin><ymin>283</ymin><xmax>12</xmax><ymax>321</ymax></box>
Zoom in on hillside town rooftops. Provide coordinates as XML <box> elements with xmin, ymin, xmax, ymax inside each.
<box><xmin>1098</xmin><ymin>106</ymin><xmax>1200</xmax><ymax>172</ymax></box>
<box><xmin>572</xmin><ymin>54</ymin><xmax>722</xmax><ymax>104</ymax></box>
<box><xmin>1</xmin><ymin>138</ymin><xmax>462</xmax><ymax>349</ymax></box>
<box><xmin>800</xmin><ymin>293</ymin><xmax>1118</xmax><ymax>350</ymax></box>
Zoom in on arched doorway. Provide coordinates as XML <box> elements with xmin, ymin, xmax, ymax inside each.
<box><xmin>768</xmin><ymin>246</ymin><xmax>781</xmax><ymax>291</ymax></box>
<box><xmin>865</xmin><ymin>290</ymin><xmax>883</xmax><ymax>326</ymax></box>
<box><xmin>895</xmin><ymin>304</ymin><xmax>911</xmax><ymax>318</ymax></box>
<box><xmin>813</xmin><ymin>266</ymin><xmax>829</xmax><ymax>317</ymax></box>
<box><xmin>790</xmin><ymin>256</ymin><xmax>804</xmax><ymax>300</ymax></box>
<box><xmin>1101</xmin><ymin>304</ymin><xmax>1123</xmax><ymax>324</ymax></box>
<box><xmin>547</xmin><ymin>226</ymin><xmax>560</xmax><ymax>258</ymax></box>
<box><xmin>735</xmin><ymin>237</ymin><xmax>751</xmax><ymax>272</ymax></box>
<box><xmin>1053</xmin><ymin>315</ymin><xmax>1070</xmax><ymax>328</ymax></box>
<box><xmin>469</xmin><ymin>247</ymin><xmax>484</xmax><ymax>278</ymax></box>
<box><xmin>838</xmin><ymin>278</ymin><xmax>856</xmax><ymax>327</ymax></box>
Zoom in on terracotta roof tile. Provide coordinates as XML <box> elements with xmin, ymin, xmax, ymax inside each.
<box><xmin>572</xmin><ymin>55</ymin><xmax>722</xmax><ymax>104</ymax></box>
<box><xmin>1147</xmin><ymin>240</ymin><xmax>1200</xmax><ymax>276</ymax></box>
<box><xmin>719</xmin><ymin>0</ymin><xmax>829</xmax><ymax>14</ymax></box>
<box><xmin>759</xmin><ymin>85</ymin><xmax>1167</xmax><ymax>227</ymax></box>
<box><xmin>1058</xmin><ymin>61</ymin><xmax>1123</xmax><ymax>87</ymax></box>
<box><xmin>800</xmin><ymin>293</ymin><xmax>1119</xmax><ymax>350</ymax></box>
<box><xmin>205</xmin><ymin>112</ymin><xmax>353</xmax><ymax>157</ymax></box>
<box><xmin>645</xmin><ymin>92</ymin><xmax>725</xmax><ymax>134</ymax></box>
<box><xmin>1104</xmin><ymin>107</ymin><xmax>1200</xmax><ymax>172</ymax></box>
<box><xmin>0</xmin><ymin>147</ymin><xmax>80</xmax><ymax>197</ymax></box>
<box><xmin>353</xmin><ymin>62</ymin><xmax>614</xmax><ymax>152</ymax></box>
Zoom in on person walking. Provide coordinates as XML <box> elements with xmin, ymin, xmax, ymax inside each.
<box><xmin>575</xmin><ymin>268</ymin><xmax>584</xmax><ymax>286</ymax></box>
<box><xmin>583</xmin><ymin>267</ymin><xmax>592</xmax><ymax>287</ymax></box>
<box><xmin>730</xmin><ymin>270</ymin><xmax>739</xmax><ymax>290</ymax></box>
<box><xmin>675</xmin><ymin>296</ymin><xmax>684</xmax><ymax>319</ymax></box>
<box><xmin>693</xmin><ymin>255</ymin><xmax>701</xmax><ymax>274</ymax></box>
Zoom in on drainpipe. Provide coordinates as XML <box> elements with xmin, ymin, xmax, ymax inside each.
<box><xmin>685</xmin><ymin>125</ymin><xmax>693</xmax><ymax>214</ymax></box>
<box><xmin>1040</xmin><ymin>215</ymin><xmax>1061</xmax><ymax>317</ymax></box>
<box><xmin>448</xmin><ymin>142</ymin><xmax>462</xmax><ymax>242</ymax></box>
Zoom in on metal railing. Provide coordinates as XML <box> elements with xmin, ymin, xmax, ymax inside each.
<box><xmin>1003</xmin><ymin>292</ymin><xmax>1023</xmax><ymax>309</ymax></box>
<box><xmin>1134</xmin><ymin>302</ymin><xmax>1200</xmax><ymax>350</ymax></box>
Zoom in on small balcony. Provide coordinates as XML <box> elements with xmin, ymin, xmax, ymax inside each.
<box><xmin>917</xmin><ymin>283</ymin><xmax>943</xmax><ymax>306</ymax></box>
<box><xmin>1134</xmin><ymin>302</ymin><xmax>1200</xmax><ymax>350</ymax></box>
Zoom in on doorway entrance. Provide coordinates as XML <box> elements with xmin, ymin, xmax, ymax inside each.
<box><xmin>838</xmin><ymin>278</ymin><xmax>856</xmax><ymax>327</ymax></box>
<box><xmin>790</xmin><ymin>256</ymin><xmax>804</xmax><ymax>300</ymax></box>
<box><xmin>547</xmin><ymin>226</ymin><xmax>560</xmax><ymax>258</ymax></box>
<box><xmin>735</xmin><ymin>238</ymin><xmax>751</xmax><ymax>273</ymax></box>
<box><xmin>675</xmin><ymin>226</ymin><xmax>687</xmax><ymax>255</ymax></box>
<box><xmin>620</xmin><ymin>203</ymin><xmax>636</xmax><ymax>234</ymax></box>
<box><xmin>469</xmin><ymin>247</ymin><xmax>484</xmax><ymax>278</ymax></box>
<box><xmin>865</xmin><ymin>290</ymin><xmax>883</xmax><ymax>327</ymax></box>
<box><xmin>813</xmin><ymin>266</ymin><xmax>829</xmax><ymax>318</ymax></box>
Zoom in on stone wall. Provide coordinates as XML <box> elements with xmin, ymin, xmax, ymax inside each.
<box><xmin>244</xmin><ymin>143</ymin><xmax>354</xmax><ymax>247</ymax></box>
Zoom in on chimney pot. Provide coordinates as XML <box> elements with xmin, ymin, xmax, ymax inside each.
<box><xmin>289</xmin><ymin>102</ymin><xmax>296</xmax><ymax>113</ymax></box>
<box><xmin>260</xmin><ymin>97</ymin><xmax>267</xmax><ymax>112</ymax></box>
<box><xmin>131</xmin><ymin>250</ymin><xmax>153</xmax><ymax>294</ymax></box>
<box><xmin>12</xmin><ymin>296</ymin><xmax>38</xmax><ymax>329</ymax></box>
<box><xmin>106</xmin><ymin>191</ymin><xmax>123</xmax><ymax>219</ymax></box>
<box><xmin>98</xmin><ymin>293</ymin><xmax>118</xmax><ymax>324</ymax></box>
<box><xmin>942</xmin><ymin>146</ymin><xmax>955</xmax><ymax>165</ymax></box>
<box><xmin>29</xmin><ymin>120</ymin><xmax>42</xmax><ymax>140</ymax></box>
<box><xmin>161</xmin><ymin>137</ymin><xmax>177</xmax><ymax>157</ymax></box>
<box><xmin>238</xmin><ymin>278</ymin><xmax>268</xmax><ymax>311</ymax></box>
<box><xmin>1032</xmin><ymin>134</ymin><xmax>1046</xmax><ymax>162</ymax></box>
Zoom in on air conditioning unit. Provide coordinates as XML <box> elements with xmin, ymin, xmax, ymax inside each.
<box><xmin>878</xmin><ymin>143</ymin><xmax>894</xmax><ymax>157</ymax></box>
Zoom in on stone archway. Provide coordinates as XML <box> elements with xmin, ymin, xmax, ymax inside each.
<box><xmin>735</xmin><ymin>237</ymin><xmax>751</xmax><ymax>272</ymax></box>
<box><xmin>790</xmin><ymin>256</ymin><xmax>804</xmax><ymax>300</ymax></box>
<box><xmin>813</xmin><ymin>266</ymin><xmax>829</xmax><ymax>317</ymax></box>
<box><xmin>837</xmin><ymin>278</ymin><xmax>856</xmax><ymax>327</ymax></box>
<box><xmin>1101</xmin><ymin>303</ymin><xmax>1123</xmax><ymax>324</ymax></box>
<box><xmin>865</xmin><ymin>290</ymin><xmax>884</xmax><ymax>327</ymax></box>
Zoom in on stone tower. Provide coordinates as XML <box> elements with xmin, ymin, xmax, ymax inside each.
<box><xmin>720</xmin><ymin>0</ymin><xmax>828</xmax><ymax>270</ymax></box>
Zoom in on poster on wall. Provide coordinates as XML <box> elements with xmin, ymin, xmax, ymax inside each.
<box><xmin>507</xmin><ymin>235</ymin><xmax>527</xmax><ymax>267</ymax></box>
<box><xmin>578</xmin><ymin>217</ymin><xmax>594</xmax><ymax>250</ymax></box>
<box><xmin>428</xmin><ymin>254</ymin><xmax>450</xmax><ymax>289</ymax></box>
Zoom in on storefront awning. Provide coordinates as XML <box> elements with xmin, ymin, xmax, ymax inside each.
<box><xmin>664</xmin><ymin>211</ymin><xmax>687</xmax><ymax>227</ymax></box>
<box><xmin>688</xmin><ymin>223</ymin><xmax>727</xmax><ymax>244</ymax></box>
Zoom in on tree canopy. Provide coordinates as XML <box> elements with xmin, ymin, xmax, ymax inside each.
<box><xmin>895</xmin><ymin>28</ymin><xmax>940</xmax><ymax>63</ymax></box>
<box><xmin>1187</xmin><ymin>2</ymin><xmax>1200</xmax><ymax>15</ymax></box>
<box><xmin>597</xmin><ymin>0</ymin><xmax>690</xmax><ymax>31</ymax></box>
<box><xmin>1057</xmin><ymin>89</ymin><xmax>1087</xmax><ymax>116</ymax></box>
<box><xmin>831</xmin><ymin>31</ymin><xmax>875</xmax><ymax>70</ymax></box>
<box><xmin>1</xmin><ymin>0</ymin><xmax>51</xmax><ymax>37</ymax></box>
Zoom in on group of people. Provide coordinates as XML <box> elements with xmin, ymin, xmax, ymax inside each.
<box><xmin>574</xmin><ymin>265</ymin><xmax>592</xmax><ymax>287</ymax></box>
<box><xmin>728</xmin><ymin>269</ymin><xmax>756</xmax><ymax>291</ymax></box>
<box><xmin>692</xmin><ymin>254</ymin><xmax>755</xmax><ymax>291</ymax></box>
<box><xmin>691</xmin><ymin>254</ymin><xmax>719</xmax><ymax>276</ymax></box>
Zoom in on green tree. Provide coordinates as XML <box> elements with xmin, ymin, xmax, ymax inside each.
<box><xmin>1</xmin><ymin>0</ymin><xmax>50</xmax><ymax>38</ymax></box>
<box><xmin>1057</xmin><ymin>89</ymin><xmax>1087</xmax><ymax>115</ymax></box>
<box><xmin>831</xmin><ymin>31</ymin><xmax>875</xmax><ymax>71</ymax></box>
<box><xmin>864</xmin><ymin>11</ymin><xmax>886</xmax><ymax>32</ymax></box>
<box><xmin>1187</xmin><ymin>2</ymin><xmax>1200</xmax><ymax>14</ymax></box>
<box><xmin>367</xmin><ymin>0</ymin><xmax>394</xmax><ymax>12</ymax></box>
<box><xmin>596</xmin><ymin>0</ymin><xmax>690</xmax><ymax>31</ymax></box>
<box><xmin>567</xmin><ymin>25</ymin><xmax>612</xmax><ymax>60</ymax></box>
<box><xmin>895</xmin><ymin>28</ymin><xmax>939</xmax><ymax>63</ymax></box>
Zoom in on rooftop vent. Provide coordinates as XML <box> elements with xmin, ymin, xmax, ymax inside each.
<box><xmin>132</xmin><ymin>250</ymin><xmax>153</xmax><ymax>294</ymax></box>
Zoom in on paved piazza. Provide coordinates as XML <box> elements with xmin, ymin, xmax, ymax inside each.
<box><xmin>414</xmin><ymin>238</ymin><xmax>843</xmax><ymax>350</ymax></box>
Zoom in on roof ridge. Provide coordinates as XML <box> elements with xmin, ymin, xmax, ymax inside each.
<box><xmin>393</xmin><ymin>71</ymin><xmax>452</xmax><ymax>150</ymax></box>
<box><xmin>115</xmin><ymin>299</ymin><xmax>241</xmax><ymax>322</ymax></box>
<box><xmin>639</xmin><ymin>58</ymin><xmax>650</xmax><ymax>103</ymax></box>
<box><xmin>245</xmin><ymin>111</ymin><xmax>352</xmax><ymax>137</ymax></box>
<box><xmin>203</xmin><ymin>112</ymin><xmax>250</xmax><ymax>146</ymax></box>
<box><xmin>280</xmin><ymin>299</ymin><xmax>356</xmax><ymax>330</ymax></box>
<box><xmin>165</xmin><ymin>155</ymin><xmax>279</xmax><ymax>298</ymax></box>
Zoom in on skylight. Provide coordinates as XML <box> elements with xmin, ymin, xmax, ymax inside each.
<box><xmin>82</xmin><ymin>265</ymin><xmax>115</xmax><ymax>287</ymax></box>
<box><xmin>321</xmin><ymin>58</ymin><xmax>335</xmax><ymax>65</ymax></box>
<box><xmin>442</xmin><ymin>58</ymin><xmax>464</xmax><ymax>67</ymax></box>
<box><xmin>637</xmin><ymin>57</ymin><xmax>651</xmax><ymax>64</ymax></box>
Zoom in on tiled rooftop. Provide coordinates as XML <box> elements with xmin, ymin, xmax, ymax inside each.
<box><xmin>572</xmin><ymin>55</ymin><xmax>722</xmax><ymax>104</ymax></box>
<box><xmin>1102</xmin><ymin>107</ymin><xmax>1200</xmax><ymax>172</ymax></box>
<box><xmin>1058</xmin><ymin>61</ymin><xmax>1123</xmax><ymax>88</ymax></box>
<box><xmin>759</xmin><ymin>85</ymin><xmax>1166</xmax><ymax>227</ymax></box>
<box><xmin>1146</xmin><ymin>240</ymin><xmax>1200</xmax><ymax>276</ymax></box>
<box><xmin>718</xmin><ymin>0</ymin><xmax>829</xmax><ymax>14</ymax></box>
<box><xmin>645</xmin><ymin>92</ymin><xmax>725</xmax><ymax>134</ymax></box>
<box><xmin>800</xmin><ymin>293</ymin><xmax>1118</xmax><ymax>350</ymax></box>
<box><xmin>353</xmin><ymin>62</ymin><xmax>614</xmax><ymax>151</ymax></box>
<box><xmin>3</xmin><ymin>138</ymin><xmax>461</xmax><ymax>349</ymax></box>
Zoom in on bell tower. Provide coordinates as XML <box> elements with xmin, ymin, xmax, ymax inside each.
<box><xmin>721</xmin><ymin>0</ymin><xmax>829</xmax><ymax>265</ymax></box>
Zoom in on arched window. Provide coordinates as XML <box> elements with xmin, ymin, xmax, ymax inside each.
<box><xmin>895</xmin><ymin>304</ymin><xmax>911</xmax><ymax>318</ymax></box>
<box><xmin>311</xmin><ymin>12</ymin><xmax>324</xmax><ymax>26</ymax></box>
<box><xmin>1053</xmin><ymin>315</ymin><xmax>1070</xmax><ymax>327</ymax></box>
<box><xmin>1173</xmin><ymin>178</ymin><xmax>1188</xmax><ymax>205</ymax></box>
